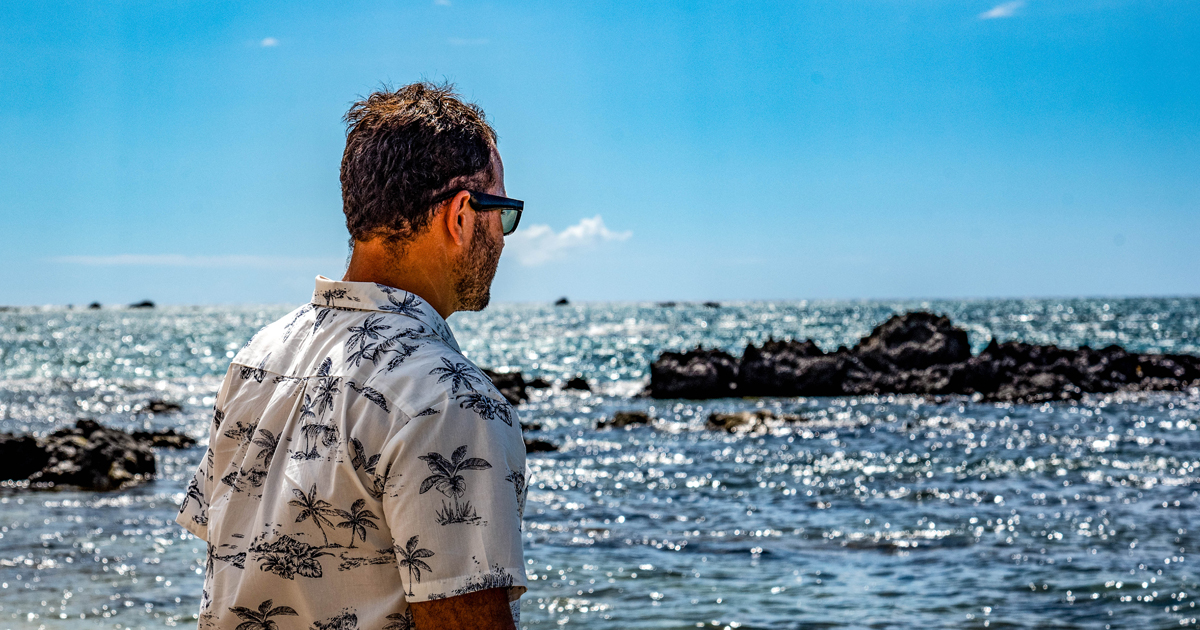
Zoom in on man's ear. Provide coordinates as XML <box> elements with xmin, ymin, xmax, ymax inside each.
<box><xmin>442</xmin><ymin>190</ymin><xmax>473</xmax><ymax>248</ymax></box>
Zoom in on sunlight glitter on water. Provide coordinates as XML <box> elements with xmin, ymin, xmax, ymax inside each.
<box><xmin>1</xmin><ymin>298</ymin><xmax>1199</xmax><ymax>629</ymax></box>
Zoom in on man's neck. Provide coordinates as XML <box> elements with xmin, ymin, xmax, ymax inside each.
<box><xmin>342</xmin><ymin>238</ymin><xmax>456</xmax><ymax>319</ymax></box>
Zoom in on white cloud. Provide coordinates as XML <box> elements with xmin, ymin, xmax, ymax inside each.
<box><xmin>50</xmin><ymin>254</ymin><xmax>340</xmax><ymax>269</ymax></box>
<box><xmin>503</xmin><ymin>215</ymin><xmax>631</xmax><ymax>267</ymax></box>
<box><xmin>448</xmin><ymin>37</ymin><xmax>489</xmax><ymax>46</ymax></box>
<box><xmin>979</xmin><ymin>1</ymin><xmax>1024</xmax><ymax>19</ymax></box>
<box><xmin>260</xmin><ymin>37</ymin><xmax>279</xmax><ymax>47</ymax></box>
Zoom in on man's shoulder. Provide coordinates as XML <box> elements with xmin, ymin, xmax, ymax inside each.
<box><xmin>226</xmin><ymin>304</ymin><xmax>510</xmax><ymax>418</ymax></box>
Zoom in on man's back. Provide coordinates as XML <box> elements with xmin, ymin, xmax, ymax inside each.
<box><xmin>178</xmin><ymin>277</ymin><xmax>527</xmax><ymax>629</ymax></box>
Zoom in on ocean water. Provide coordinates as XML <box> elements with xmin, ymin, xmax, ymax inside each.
<box><xmin>0</xmin><ymin>298</ymin><xmax>1198</xmax><ymax>630</ymax></box>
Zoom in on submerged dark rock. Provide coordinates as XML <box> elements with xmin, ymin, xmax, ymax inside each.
<box><xmin>0</xmin><ymin>419</ymin><xmax>182</xmax><ymax>490</ymax></box>
<box><xmin>564</xmin><ymin>377</ymin><xmax>591</xmax><ymax>391</ymax></box>
<box><xmin>32</xmin><ymin>419</ymin><xmax>155</xmax><ymax>490</ymax></box>
<box><xmin>131</xmin><ymin>428</ymin><xmax>196</xmax><ymax>449</ymax></box>
<box><xmin>482</xmin><ymin>369</ymin><xmax>528</xmax><ymax>405</ymax></box>
<box><xmin>648</xmin><ymin>311</ymin><xmax>1200</xmax><ymax>402</ymax></box>
<box><xmin>706</xmin><ymin>410</ymin><xmax>804</xmax><ymax>433</ymax></box>
<box><xmin>598</xmin><ymin>411</ymin><xmax>652</xmax><ymax>429</ymax></box>
<box><xmin>524</xmin><ymin>438</ymin><xmax>557</xmax><ymax>453</ymax></box>
<box><xmin>649</xmin><ymin>347</ymin><xmax>739</xmax><ymax>399</ymax></box>
<box><xmin>527</xmin><ymin>377</ymin><xmax>552</xmax><ymax>389</ymax></box>
<box><xmin>142</xmin><ymin>399</ymin><xmax>183</xmax><ymax>414</ymax></box>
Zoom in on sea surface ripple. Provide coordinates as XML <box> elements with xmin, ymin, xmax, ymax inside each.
<box><xmin>0</xmin><ymin>298</ymin><xmax>1197</xmax><ymax>629</ymax></box>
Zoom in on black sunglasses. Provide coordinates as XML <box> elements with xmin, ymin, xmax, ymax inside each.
<box><xmin>467</xmin><ymin>191</ymin><xmax>523</xmax><ymax>236</ymax></box>
<box><xmin>431</xmin><ymin>189</ymin><xmax>524</xmax><ymax>236</ymax></box>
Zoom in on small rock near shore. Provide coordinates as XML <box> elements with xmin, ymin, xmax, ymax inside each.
<box><xmin>598</xmin><ymin>411</ymin><xmax>652</xmax><ymax>429</ymax></box>
<box><xmin>565</xmin><ymin>377</ymin><xmax>591</xmax><ymax>391</ymax></box>
<box><xmin>142</xmin><ymin>399</ymin><xmax>183</xmax><ymax>414</ymax></box>
<box><xmin>482</xmin><ymin>369</ymin><xmax>528</xmax><ymax>405</ymax></box>
<box><xmin>131</xmin><ymin>428</ymin><xmax>197</xmax><ymax>449</ymax></box>
<box><xmin>706</xmin><ymin>410</ymin><xmax>804</xmax><ymax>433</ymax></box>
<box><xmin>33</xmin><ymin>419</ymin><xmax>156</xmax><ymax>490</ymax></box>
<box><xmin>525</xmin><ymin>438</ymin><xmax>558</xmax><ymax>453</ymax></box>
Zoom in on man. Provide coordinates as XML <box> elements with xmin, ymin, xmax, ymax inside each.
<box><xmin>177</xmin><ymin>83</ymin><xmax>527</xmax><ymax>630</ymax></box>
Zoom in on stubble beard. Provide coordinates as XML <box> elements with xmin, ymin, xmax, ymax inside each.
<box><xmin>454</xmin><ymin>219</ymin><xmax>503</xmax><ymax>312</ymax></box>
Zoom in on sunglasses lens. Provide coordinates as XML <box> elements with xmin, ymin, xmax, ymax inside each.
<box><xmin>501</xmin><ymin>208</ymin><xmax>520</xmax><ymax>235</ymax></box>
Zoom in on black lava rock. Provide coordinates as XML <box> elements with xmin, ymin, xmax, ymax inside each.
<box><xmin>598</xmin><ymin>411</ymin><xmax>652</xmax><ymax>429</ymax></box>
<box><xmin>647</xmin><ymin>310</ymin><xmax>1200</xmax><ymax>402</ymax></box>
<box><xmin>527</xmin><ymin>377</ymin><xmax>552</xmax><ymax>389</ymax></box>
<box><xmin>0</xmin><ymin>435</ymin><xmax>51</xmax><ymax>481</ymax></box>
<box><xmin>524</xmin><ymin>438</ymin><xmax>557</xmax><ymax>453</ymax></box>
<box><xmin>129</xmin><ymin>300</ymin><xmax>155</xmax><ymax>309</ymax></box>
<box><xmin>554</xmin><ymin>297</ymin><xmax>570</xmax><ymax>306</ymax></box>
<box><xmin>649</xmin><ymin>347</ymin><xmax>739</xmax><ymax>399</ymax></box>
<box><xmin>131</xmin><ymin>428</ymin><xmax>197</xmax><ymax>449</ymax></box>
<box><xmin>738</xmin><ymin>339</ymin><xmax>829</xmax><ymax>396</ymax></box>
<box><xmin>564</xmin><ymin>377</ymin><xmax>591</xmax><ymax>391</ymax></box>
<box><xmin>143</xmin><ymin>399</ymin><xmax>183</xmax><ymax>414</ymax></box>
<box><xmin>31</xmin><ymin>419</ymin><xmax>156</xmax><ymax>490</ymax></box>
<box><xmin>852</xmin><ymin>312</ymin><xmax>971</xmax><ymax>372</ymax></box>
<box><xmin>482</xmin><ymin>369</ymin><xmax>528</xmax><ymax>405</ymax></box>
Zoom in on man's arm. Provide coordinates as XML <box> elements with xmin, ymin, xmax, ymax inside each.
<box><xmin>409</xmin><ymin>587</ymin><xmax>516</xmax><ymax>630</ymax></box>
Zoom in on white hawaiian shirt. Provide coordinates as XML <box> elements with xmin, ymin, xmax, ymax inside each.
<box><xmin>177</xmin><ymin>277</ymin><xmax>527</xmax><ymax>630</ymax></box>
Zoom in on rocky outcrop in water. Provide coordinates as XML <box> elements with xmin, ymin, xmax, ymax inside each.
<box><xmin>0</xmin><ymin>420</ymin><xmax>197</xmax><ymax>491</ymax></box>
<box><xmin>564</xmin><ymin>377</ymin><xmax>591</xmax><ymax>391</ymax></box>
<box><xmin>483</xmin><ymin>369</ymin><xmax>528</xmax><ymax>405</ymax></box>
<box><xmin>648</xmin><ymin>311</ymin><xmax>1200</xmax><ymax>403</ymax></box>
<box><xmin>649</xmin><ymin>347</ymin><xmax>740</xmax><ymax>399</ymax></box>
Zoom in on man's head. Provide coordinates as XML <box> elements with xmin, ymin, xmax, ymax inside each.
<box><xmin>340</xmin><ymin>82</ymin><xmax>508</xmax><ymax>314</ymax></box>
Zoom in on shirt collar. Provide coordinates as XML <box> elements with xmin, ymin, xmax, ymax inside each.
<box><xmin>311</xmin><ymin>276</ymin><xmax>459</xmax><ymax>352</ymax></box>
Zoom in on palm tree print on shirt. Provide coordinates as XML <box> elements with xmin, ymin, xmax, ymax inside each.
<box><xmin>229</xmin><ymin>599</ymin><xmax>298</xmax><ymax>630</ymax></box>
<box><xmin>181</xmin><ymin>476</ymin><xmax>208</xmax><ymax>525</ymax></box>
<box><xmin>252</xmin><ymin>428</ymin><xmax>281</xmax><ymax>468</ymax></box>
<box><xmin>239</xmin><ymin>354</ymin><xmax>270</xmax><ymax>383</ymax></box>
<box><xmin>505</xmin><ymin>467</ymin><xmax>528</xmax><ymax>521</ymax></box>
<box><xmin>419</xmin><ymin>445</ymin><xmax>492</xmax><ymax>525</ymax></box>
<box><xmin>345</xmin><ymin>318</ymin><xmax>430</xmax><ymax>371</ymax></box>
<box><xmin>334</xmin><ymin>499</ymin><xmax>379</xmax><ymax>548</ymax></box>
<box><xmin>293</xmin><ymin>358</ymin><xmax>341</xmax><ymax>460</ymax></box>
<box><xmin>383</xmin><ymin>610</ymin><xmax>414</xmax><ymax>630</ymax></box>
<box><xmin>345</xmin><ymin>381</ymin><xmax>389</xmax><ymax>412</ymax></box>
<box><xmin>375</xmin><ymin>285</ymin><xmax>422</xmax><ymax>317</ymax></box>
<box><xmin>396</xmin><ymin>536</ymin><xmax>434</xmax><ymax>597</ymax></box>
<box><xmin>349</xmin><ymin>438</ymin><xmax>380</xmax><ymax>475</ymax></box>
<box><xmin>289</xmin><ymin>484</ymin><xmax>340</xmax><ymax>546</ymax></box>
<box><xmin>430</xmin><ymin>358</ymin><xmax>484</xmax><ymax>394</ymax></box>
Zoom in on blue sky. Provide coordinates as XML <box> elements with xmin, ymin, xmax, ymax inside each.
<box><xmin>1</xmin><ymin>0</ymin><xmax>1197</xmax><ymax>305</ymax></box>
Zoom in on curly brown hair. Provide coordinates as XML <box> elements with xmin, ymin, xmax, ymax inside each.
<box><xmin>340</xmin><ymin>82</ymin><xmax>497</xmax><ymax>243</ymax></box>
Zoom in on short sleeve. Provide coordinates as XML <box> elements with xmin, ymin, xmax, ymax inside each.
<box><xmin>176</xmin><ymin>367</ymin><xmax>236</xmax><ymax>540</ymax></box>
<box><xmin>382</xmin><ymin>391</ymin><xmax>528</xmax><ymax>603</ymax></box>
